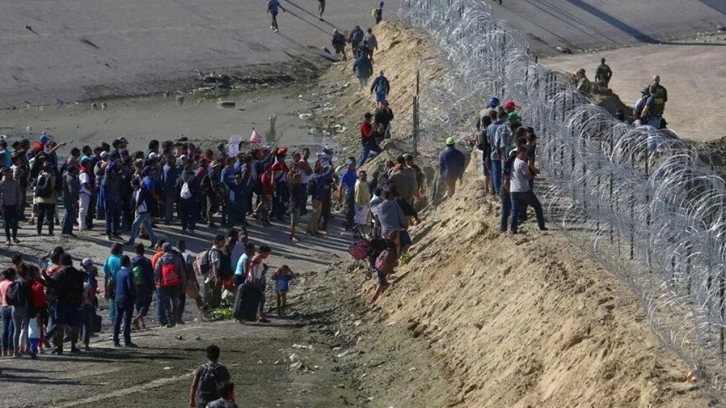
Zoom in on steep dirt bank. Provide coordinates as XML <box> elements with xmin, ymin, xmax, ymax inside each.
<box><xmin>306</xmin><ymin>21</ymin><xmax>713</xmax><ymax>407</ymax></box>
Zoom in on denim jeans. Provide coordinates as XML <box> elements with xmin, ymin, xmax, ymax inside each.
<box><xmin>510</xmin><ymin>190</ymin><xmax>546</xmax><ymax>233</ymax></box>
<box><xmin>179</xmin><ymin>199</ymin><xmax>198</xmax><ymax>231</ymax></box>
<box><xmin>156</xmin><ymin>288</ymin><xmax>167</xmax><ymax>325</ymax></box>
<box><xmin>344</xmin><ymin>191</ymin><xmax>355</xmax><ymax>227</ymax></box>
<box><xmin>2</xmin><ymin>204</ymin><xmax>18</xmax><ymax>241</ymax></box>
<box><xmin>62</xmin><ymin>197</ymin><xmax>75</xmax><ymax>235</ymax></box>
<box><xmin>128</xmin><ymin>212</ymin><xmax>157</xmax><ymax>245</ymax></box>
<box><xmin>112</xmin><ymin>300</ymin><xmax>134</xmax><ymax>345</ymax></box>
<box><xmin>491</xmin><ymin>159</ymin><xmax>503</xmax><ymax>197</ymax></box>
<box><xmin>358</xmin><ymin>145</ymin><xmax>382</xmax><ymax>168</ymax></box>
<box><xmin>12</xmin><ymin>305</ymin><xmax>29</xmax><ymax>352</ymax></box>
<box><xmin>164</xmin><ymin>189</ymin><xmax>176</xmax><ymax>223</ymax></box>
<box><xmin>499</xmin><ymin>188</ymin><xmax>512</xmax><ymax>233</ymax></box>
<box><xmin>158</xmin><ymin>286</ymin><xmax>181</xmax><ymax>325</ymax></box>
<box><xmin>79</xmin><ymin>304</ymin><xmax>94</xmax><ymax>346</ymax></box>
<box><xmin>36</xmin><ymin>202</ymin><xmax>55</xmax><ymax>235</ymax></box>
<box><xmin>105</xmin><ymin>199</ymin><xmax>121</xmax><ymax>236</ymax></box>
<box><xmin>1</xmin><ymin>305</ymin><xmax>14</xmax><ymax>354</ymax></box>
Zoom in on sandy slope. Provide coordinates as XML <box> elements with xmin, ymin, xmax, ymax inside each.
<box><xmin>312</xmin><ymin>21</ymin><xmax>713</xmax><ymax>407</ymax></box>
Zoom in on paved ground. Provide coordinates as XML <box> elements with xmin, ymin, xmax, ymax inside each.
<box><xmin>487</xmin><ymin>0</ymin><xmax>725</xmax><ymax>56</ymax></box>
<box><xmin>0</xmin><ymin>0</ymin><xmax>399</xmax><ymax>107</ymax></box>
<box><xmin>542</xmin><ymin>35</ymin><xmax>726</xmax><ymax>141</ymax></box>
<box><xmin>2</xmin><ymin>0</ymin><xmax>723</xmax><ymax>107</ymax></box>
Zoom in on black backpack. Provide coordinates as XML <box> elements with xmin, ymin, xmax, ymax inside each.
<box><xmin>6</xmin><ymin>279</ymin><xmax>30</xmax><ymax>307</ymax></box>
<box><xmin>197</xmin><ymin>363</ymin><xmax>225</xmax><ymax>404</ymax></box>
<box><xmin>476</xmin><ymin>129</ymin><xmax>491</xmax><ymax>157</ymax></box>
<box><xmin>36</xmin><ymin>173</ymin><xmax>53</xmax><ymax>198</ymax></box>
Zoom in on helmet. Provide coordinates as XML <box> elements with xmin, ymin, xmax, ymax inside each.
<box><xmin>488</xmin><ymin>97</ymin><xmax>500</xmax><ymax>108</ymax></box>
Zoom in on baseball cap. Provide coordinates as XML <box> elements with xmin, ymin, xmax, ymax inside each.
<box><xmin>508</xmin><ymin>112</ymin><xmax>521</xmax><ymax>121</ymax></box>
<box><xmin>81</xmin><ymin>258</ymin><xmax>94</xmax><ymax>267</ymax></box>
<box><xmin>277</xmin><ymin>147</ymin><xmax>288</xmax><ymax>155</ymax></box>
<box><xmin>403</xmin><ymin>153</ymin><xmax>413</xmax><ymax>160</ymax></box>
<box><xmin>180</xmin><ymin>154</ymin><xmax>187</xmax><ymax>160</ymax></box>
<box><xmin>162</xmin><ymin>242</ymin><xmax>173</xmax><ymax>252</ymax></box>
<box><xmin>100</xmin><ymin>151</ymin><xmax>109</xmax><ymax>159</ymax></box>
<box><xmin>503</xmin><ymin>100</ymin><xmax>518</xmax><ymax>110</ymax></box>
<box><xmin>39</xmin><ymin>133</ymin><xmax>51</xmax><ymax>143</ymax></box>
<box><xmin>445</xmin><ymin>137</ymin><xmax>455</xmax><ymax>146</ymax></box>
<box><xmin>345</xmin><ymin>158</ymin><xmax>354</xmax><ymax>165</ymax></box>
<box><xmin>148</xmin><ymin>152</ymin><xmax>159</xmax><ymax>160</ymax></box>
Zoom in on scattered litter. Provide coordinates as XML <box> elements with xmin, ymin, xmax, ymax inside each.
<box><xmin>409</xmin><ymin>367</ymin><xmax>417</xmax><ymax>371</ymax></box>
<box><xmin>386</xmin><ymin>321</ymin><xmax>397</xmax><ymax>326</ymax></box>
<box><xmin>257</xmin><ymin>360</ymin><xmax>263</xmax><ymax>365</ymax></box>
<box><xmin>163</xmin><ymin>367</ymin><xmax>172</xmax><ymax>370</ymax></box>
<box><xmin>359</xmin><ymin>373</ymin><xmax>367</xmax><ymax>380</ymax></box>
<box><xmin>336</xmin><ymin>348</ymin><xmax>359</xmax><ymax>358</ymax></box>
<box><xmin>217</xmin><ymin>100</ymin><xmax>236</xmax><ymax>108</ymax></box>
<box><xmin>298</xmin><ymin>113</ymin><xmax>313</xmax><ymax>120</ymax></box>
<box><xmin>292</xmin><ymin>343</ymin><xmax>314</xmax><ymax>350</ymax></box>
<box><xmin>289</xmin><ymin>353</ymin><xmax>301</xmax><ymax>362</ymax></box>
<box><xmin>354</xmin><ymin>320</ymin><xmax>362</xmax><ymax>327</ymax></box>
<box><xmin>175</xmin><ymin>335</ymin><xmax>183</xmax><ymax>340</ymax></box>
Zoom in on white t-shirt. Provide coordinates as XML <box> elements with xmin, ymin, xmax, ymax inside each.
<box><xmin>79</xmin><ymin>172</ymin><xmax>92</xmax><ymax>195</ymax></box>
<box><xmin>510</xmin><ymin>158</ymin><xmax>530</xmax><ymax>193</ymax></box>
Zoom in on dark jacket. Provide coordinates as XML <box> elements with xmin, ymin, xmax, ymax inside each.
<box><xmin>438</xmin><ymin>146</ymin><xmax>466</xmax><ymax>179</ymax></box>
<box><xmin>115</xmin><ymin>266</ymin><xmax>138</xmax><ymax>304</ymax></box>
<box><xmin>353</xmin><ymin>56</ymin><xmax>373</xmax><ymax>79</ymax></box>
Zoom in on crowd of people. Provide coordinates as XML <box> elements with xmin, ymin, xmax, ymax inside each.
<box><xmin>474</xmin><ymin>97</ymin><xmax>548</xmax><ymax>234</ymax></box>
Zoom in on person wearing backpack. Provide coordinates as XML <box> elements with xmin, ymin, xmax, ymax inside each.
<box><xmin>8</xmin><ymin>264</ymin><xmax>32</xmax><ymax>358</ymax></box>
<box><xmin>206</xmin><ymin>381</ymin><xmax>238</xmax><ymax>408</ymax></box>
<box><xmin>189</xmin><ymin>344</ymin><xmax>232</xmax><ymax>408</ymax></box>
<box><xmin>113</xmin><ymin>255</ymin><xmax>138</xmax><ymax>347</ymax></box>
<box><xmin>476</xmin><ymin>115</ymin><xmax>493</xmax><ymax>195</ymax></box>
<box><xmin>371</xmin><ymin>230</ymin><xmax>398</xmax><ymax>303</ymax></box>
<box><xmin>178</xmin><ymin>164</ymin><xmax>200</xmax><ymax>233</ymax></box>
<box><xmin>131</xmin><ymin>243</ymin><xmax>155</xmax><ymax>331</ymax></box>
<box><xmin>155</xmin><ymin>243</ymin><xmax>184</xmax><ymax>327</ymax></box>
<box><xmin>372</xmin><ymin>2</ymin><xmax>384</xmax><ymax>24</ymax></box>
<box><xmin>42</xmin><ymin>253</ymin><xmax>84</xmax><ymax>355</ymax></box>
<box><xmin>35</xmin><ymin>163</ymin><xmax>57</xmax><ymax>236</ymax></box>
<box><xmin>370</xmin><ymin>71</ymin><xmax>390</xmax><ymax>108</ymax></box>
<box><xmin>348</xmin><ymin>25</ymin><xmax>364</xmax><ymax>57</ymax></box>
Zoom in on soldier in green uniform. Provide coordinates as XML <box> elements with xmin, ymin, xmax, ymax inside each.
<box><xmin>650</xmin><ymin>75</ymin><xmax>667</xmax><ymax>114</ymax></box>
<box><xmin>594</xmin><ymin>58</ymin><xmax>612</xmax><ymax>87</ymax></box>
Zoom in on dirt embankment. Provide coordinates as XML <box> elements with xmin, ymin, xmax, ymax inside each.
<box><xmin>308</xmin><ymin>21</ymin><xmax>712</xmax><ymax>407</ymax></box>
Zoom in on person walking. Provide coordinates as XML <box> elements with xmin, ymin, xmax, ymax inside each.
<box><xmin>124</xmin><ymin>177</ymin><xmax>158</xmax><ymax>247</ymax></box>
<box><xmin>189</xmin><ymin>344</ymin><xmax>232</xmax><ymax>408</ymax></box>
<box><xmin>113</xmin><ymin>255</ymin><xmax>138</xmax><ymax>347</ymax></box>
<box><xmin>348</xmin><ymin>25</ymin><xmax>364</xmax><ymax>57</ymax></box>
<box><xmin>332</xmin><ymin>29</ymin><xmax>347</xmax><ymax>60</ymax></box>
<box><xmin>370</xmin><ymin>71</ymin><xmax>390</xmax><ymax>108</ymax></box>
<box><xmin>353</xmin><ymin>53</ymin><xmax>373</xmax><ymax>90</ymax></box>
<box><xmin>0</xmin><ymin>166</ymin><xmax>22</xmax><ymax>245</ymax></box>
<box><xmin>438</xmin><ymin>137</ymin><xmax>466</xmax><ymax>198</ymax></box>
<box><xmin>103</xmin><ymin>160</ymin><xmax>122</xmax><ymax>240</ymax></box>
<box><xmin>318</xmin><ymin>0</ymin><xmax>325</xmax><ymax>20</ymax></box>
<box><xmin>267</xmin><ymin>0</ymin><xmax>285</xmax><ymax>33</ymax></box>
<box><xmin>372</xmin><ymin>2</ymin><xmax>384</xmax><ymax>24</ymax></box>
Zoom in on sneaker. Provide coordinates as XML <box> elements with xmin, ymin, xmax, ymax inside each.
<box><xmin>124</xmin><ymin>342</ymin><xmax>138</xmax><ymax>348</ymax></box>
<box><xmin>30</xmin><ymin>353</ymin><xmax>37</xmax><ymax>359</ymax></box>
<box><xmin>12</xmin><ymin>352</ymin><xmax>22</xmax><ymax>359</ymax></box>
<box><xmin>166</xmin><ymin>323</ymin><xmax>176</xmax><ymax>328</ymax></box>
<box><xmin>257</xmin><ymin>317</ymin><xmax>270</xmax><ymax>323</ymax></box>
<box><xmin>14</xmin><ymin>237</ymin><xmax>21</xmax><ymax>243</ymax></box>
<box><xmin>175</xmin><ymin>319</ymin><xmax>185</xmax><ymax>325</ymax></box>
<box><xmin>539</xmin><ymin>226</ymin><xmax>549</xmax><ymax>231</ymax></box>
<box><xmin>113</xmin><ymin>342</ymin><xmax>122</xmax><ymax>347</ymax></box>
<box><xmin>5</xmin><ymin>241</ymin><xmax>10</xmax><ymax>246</ymax></box>
<box><xmin>51</xmin><ymin>347</ymin><xmax>63</xmax><ymax>355</ymax></box>
<box><xmin>70</xmin><ymin>346</ymin><xmax>81</xmax><ymax>353</ymax></box>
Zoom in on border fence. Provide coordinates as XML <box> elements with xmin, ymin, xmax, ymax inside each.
<box><xmin>400</xmin><ymin>0</ymin><xmax>726</xmax><ymax>387</ymax></box>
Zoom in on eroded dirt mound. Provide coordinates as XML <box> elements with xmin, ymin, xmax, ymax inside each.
<box><xmin>314</xmin><ymin>21</ymin><xmax>711</xmax><ymax>407</ymax></box>
<box><xmin>378</xmin><ymin>158</ymin><xmax>708</xmax><ymax>407</ymax></box>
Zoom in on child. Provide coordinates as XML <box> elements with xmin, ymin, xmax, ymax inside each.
<box><xmin>288</xmin><ymin>173</ymin><xmax>306</xmax><ymax>242</ymax></box>
<box><xmin>28</xmin><ymin>316</ymin><xmax>41</xmax><ymax>359</ymax></box>
<box><xmin>371</xmin><ymin>230</ymin><xmax>399</xmax><ymax>303</ymax></box>
<box><xmin>189</xmin><ymin>344</ymin><xmax>232</xmax><ymax>408</ymax></box>
<box><xmin>28</xmin><ymin>266</ymin><xmax>47</xmax><ymax>355</ymax></box>
<box><xmin>271</xmin><ymin>265</ymin><xmax>295</xmax><ymax>316</ymax></box>
<box><xmin>254</xmin><ymin>164</ymin><xmax>273</xmax><ymax>227</ymax></box>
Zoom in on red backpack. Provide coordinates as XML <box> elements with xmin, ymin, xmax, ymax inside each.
<box><xmin>348</xmin><ymin>239</ymin><xmax>371</xmax><ymax>260</ymax></box>
<box><xmin>160</xmin><ymin>260</ymin><xmax>181</xmax><ymax>288</ymax></box>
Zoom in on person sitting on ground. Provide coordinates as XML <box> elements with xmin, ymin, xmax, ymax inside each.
<box><xmin>206</xmin><ymin>381</ymin><xmax>239</xmax><ymax>408</ymax></box>
<box><xmin>438</xmin><ymin>137</ymin><xmax>466</xmax><ymax>198</ymax></box>
<box><xmin>271</xmin><ymin>265</ymin><xmax>295</xmax><ymax>316</ymax></box>
<box><xmin>575</xmin><ymin>68</ymin><xmax>592</xmax><ymax>94</ymax></box>
<box><xmin>189</xmin><ymin>344</ymin><xmax>232</xmax><ymax>408</ymax></box>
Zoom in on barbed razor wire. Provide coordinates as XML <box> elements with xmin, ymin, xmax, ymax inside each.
<box><xmin>400</xmin><ymin>0</ymin><xmax>726</xmax><ymax>390</ymax></box>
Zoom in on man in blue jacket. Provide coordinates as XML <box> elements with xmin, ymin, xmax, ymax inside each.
<box><xmin>353</xmin><ymin>54</ymin><xmax>373</xmax><ymax>90</ymax></box>
<box><xmin>113</xmin><ymin>255</ymin><xmax>138</xmax><ymax>347</ymax></box>
<box><xmin>438</xmin><ymin>137</ymin><xmax>466</xmax><ymax>198</ymax></box>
